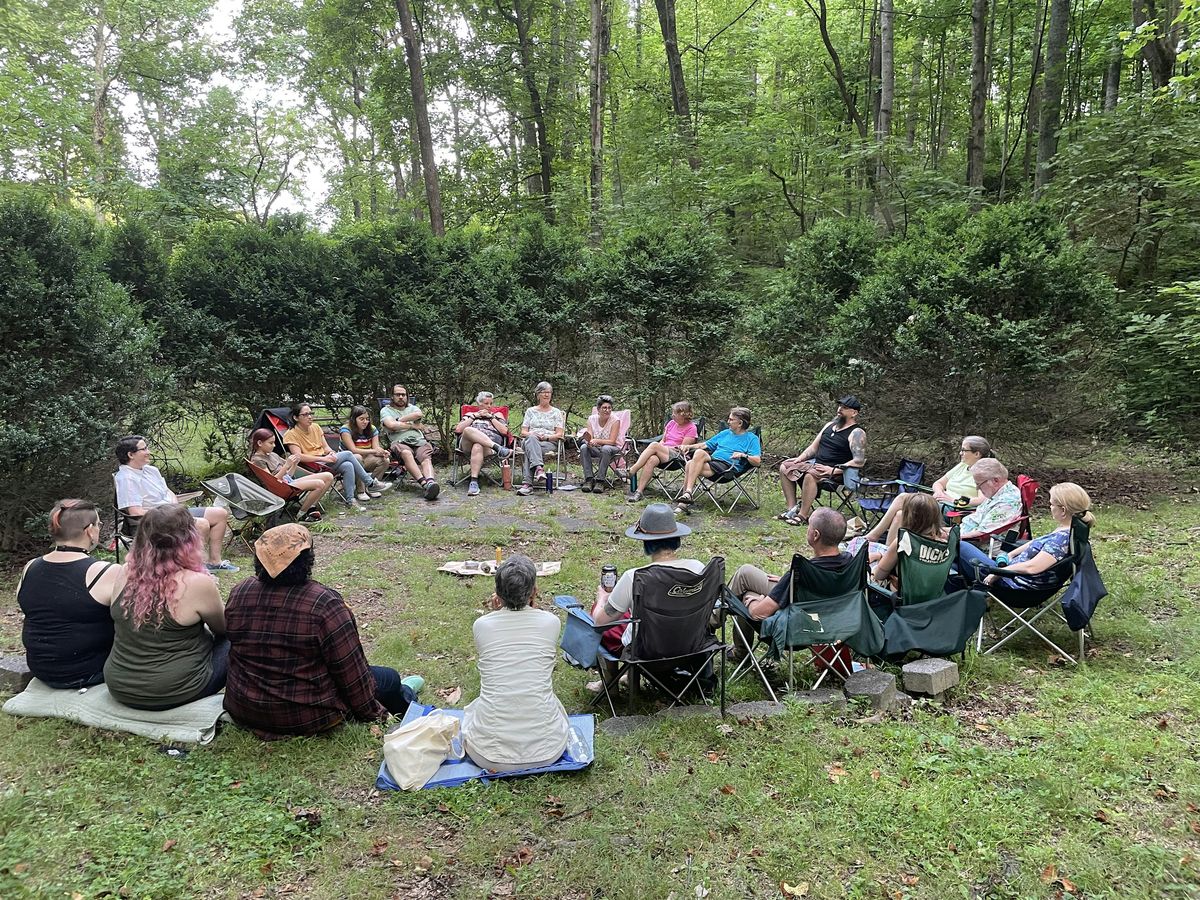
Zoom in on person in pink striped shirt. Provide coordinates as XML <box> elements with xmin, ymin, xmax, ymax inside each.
<box><xmin>624</xmin><ymin>401</ymin><xmax>698</xmax><ymax>502</ymax></box>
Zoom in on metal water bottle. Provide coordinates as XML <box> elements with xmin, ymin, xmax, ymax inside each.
<box><xmin>501</xmin><ymin>461</ymin><xmax>513</xmax><ymax>491</ymax></box>
<box><xmin>601</xmin><ymin>565</ymin><xmax>618</xmax><ymax>592</ymax></box>
<box><xmin>546</xmin><ymin>471</ymin><xmax>555</xmax><ymax>493</ymax></box>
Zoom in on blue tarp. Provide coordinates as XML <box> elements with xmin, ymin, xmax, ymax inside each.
<box><xmin>375</xmin><ymin>704</ymin><xmax>595</xmax><ymax>791</ymax></box>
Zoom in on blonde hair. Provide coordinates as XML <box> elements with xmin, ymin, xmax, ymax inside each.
<box><xmin>1050</xmin><ymin>482</ymin><xmax>1095</xmax><ymax>527</ymax></box>
<box><xmin>671</xmin><ymin>400</ymin><xmax>694</xmax><ymax>421</ymax></box>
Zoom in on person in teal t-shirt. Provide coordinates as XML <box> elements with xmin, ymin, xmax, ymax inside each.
<box><xmin>674</xmin><ymin>407</ymin><xmax>762</xmax><ymax>511</ymax></box>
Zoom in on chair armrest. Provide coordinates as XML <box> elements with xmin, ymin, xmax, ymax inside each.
<box><xmin>867</xmin><ymin>580</ymin><xmax>897</xmax><ymax>602</ymax></box>
<box><xmin>175</xmin><ymin>490</ymin><xmax>204</xmax><ymax>504</ymax></box>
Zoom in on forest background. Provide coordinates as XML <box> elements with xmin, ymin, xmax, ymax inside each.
<box><xmin>0</xmin><ymin>0</ymin><xmax>1197</xmax><ymax>551</ymax></box>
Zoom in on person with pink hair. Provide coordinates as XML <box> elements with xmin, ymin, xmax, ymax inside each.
<box><xmin>104</xmin><ymin>505</ymin><xmax>228</xmax><ymax>710</ymax></box>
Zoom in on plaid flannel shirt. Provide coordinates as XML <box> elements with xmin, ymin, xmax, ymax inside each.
<box><xmin>223</xmin><ymin>578</ymin><xmax>386</xmax><ymax>740</ymax></box>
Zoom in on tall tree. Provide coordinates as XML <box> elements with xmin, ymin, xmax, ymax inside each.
<box><xmin>588</xmin><ymin>0</ymin><xmax>609</xmax><ymax>242</ymax></box>
<box><xmin>393</xmin><ymin>0</ymin><xmax>444</xmax><ymax>234</ymax></box>
<box><xmin>653</xmin><ymin>0</ymin><xmax>701</xmax><ymax>169</ymax></box>
<box><xmin>1035</xmin><ymin>0</ymin><xmax>1069</xmax><ymax>194</ymax></box>
<box><xmin>966</xmin><ymin>0</ymin><xmax>988</xmax><ymax>189</ymax></box>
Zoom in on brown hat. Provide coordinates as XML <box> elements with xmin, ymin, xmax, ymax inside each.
<box><xmin>254</xmin><ymin>523</ymin><xmax>312</xmax><ymax>577</ymax></box>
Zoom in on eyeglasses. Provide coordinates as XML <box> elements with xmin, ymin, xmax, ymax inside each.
<box><xmin>298</xmin><ymin>411</ymin><xmax>314</xmax><ymax>417</ymax></box>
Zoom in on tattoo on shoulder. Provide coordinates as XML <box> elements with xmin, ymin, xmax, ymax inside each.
<box><xmin>849</xmin><ymin>428</ymin><xmax>866</xmax><ymax>460</ymax></box>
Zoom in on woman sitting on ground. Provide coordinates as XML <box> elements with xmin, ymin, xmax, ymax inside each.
<box><xmin>869</xmin><ymin>492</ymin><xmax>951</xmax><ymax>589</ymax></box>
<box><xmin>104</xmin><ymin>505</ymin><xmax>229</xmax><ymax>710</ymax></box>
<box><xmin>249</xmin><ymin>428</ymin><xmax>334</xmax><ymax>522</ymax></box>
<box><xmin>340</xmin><ymin>406</ymin><xmax>391</xmax><ymax>483</ymax></box>
<box><xmin>624</xmin><ymin>401</ymin><xmax>698</xmax><ymax>503</ymax></box>
<box><xmin>957</xmin><ymin>483</ymin><xmax>1094</xmax><ymax>591</ymax></box>
<box><xmin>462</xmin><ymin>554</ymin><xmax>570</xmax><ymax>772</ymax></box>
<box><xmin>16</xmin><ymin>499</ymin><xmax>123</xmax><ymax>689</ymax></box>
<box><xmin>579</xmin><ymin>394</ymin><xmax>624</xmax><ymax>494</ymax></box>
<box><xmin>861</xmin><ymin>435</ymin><xmax>992</xmax><ymax>546</ymax></box>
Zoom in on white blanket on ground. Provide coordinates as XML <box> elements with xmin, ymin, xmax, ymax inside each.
<box><xmin>2</xmin><ymin>678</ymin><xmax>228</xmax><ymax>745</ymax></box>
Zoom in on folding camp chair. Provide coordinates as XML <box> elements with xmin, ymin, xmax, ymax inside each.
<box><xmin>854</xmin><ymin>458</ymin><xmax>929</xmax><ymax>527</ymax></box>
<box><xmin>692</xmin><ymin>426</ymin><xmax>763</xmax><ymax>513</ymax></box>
<box><xmin>867</xmin><ymin>526</ymin><xmax>988</xmax><ymax>659</ymax></box>
<box><xmin>974</xmin><ymin>474</ymin><xmax>1039</xmax><ymax>555</ymax></box>
<box><xmin>573</xmin><ymin>408</ymin><xmax>633</xmax><ymax>489</ymax></box>
<box><xmin>812</xmin><ymin>466</ymin><xmax>866</xmax><ymax>518</ymax></box>
<box><xmin>974</xmin><ymin>515</ymin><xmax>1102</xmax><ymax>664</ymax></box>
<box><xmin>111</xmin><ymin>503</ymin><xmax>141</xmax><ymax>563</ymax></box>
<box><xmin>257</xmin><ymin>407</ymin><xmax>350</xmax><ymax>504</ymax></box>
<box><xmin>633</xmin><ymin>415</ymin><xmax>707</xmax><ymax>501</ymax></box>
<box><xmin>245</xmin><ymin>459</ymin><xmax>314</xmax><ymax>522</ymax></box>
<box><xmin>449</xmin><ymin>404</ymin><xmax>516</xmax><ymax>487</ymax></box>
<box><xmin>557</xmin><ymin>559</ymin><xmax>729</xmax><ymax>716</ymax></box>
<box><xmin>200</xmin><ymin>472</ymin><xmax>287</xmax><ymax>550</ymax></box>
<box><xmin>752</xmin><ymin>545</ymin><xmax>884</xmax><ymax>691</ymax></box>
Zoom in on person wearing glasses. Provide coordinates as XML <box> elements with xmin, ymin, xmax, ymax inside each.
<box><xmin>859</xmin><ymin>435</ymin><xmax>993</xmax><ymax>546</ymax></box>
<box><xmin>579</xmin><ymin>394</ymin><xmax>623</xmax><ymax>494</ymax></box>
<box><xmin>283</xmin><ymin>403</ymin><xmax>394</xmax><ymax>511</ymax></box>
<box><xmin>956</xmin><ymin>457</ymin><xmax>1022</xmax><ymax>543</ymax></box>
<box><xmin>114</xmin><ymin>435</ymin><xmax>239</xmax><ymax>572</ymax></box>
<box><xmin>957</xmin><ymin>483</ymin><xmax>1094</xmax><ymax>590</ymax></box>
<box><xmin>453</xmin><ymin>391</ymin><xmax>513</xmax><ymax>497</ymax></box>
<box><xmin>516</xmin><ymin>381</ymin><xmax>566</xmax><ymax>496</ymax></box>
<box><xmin>380</xmin><ymin>384</ymin><xmax>440</xmax><ymax>500</ymax></box>
<box><xmin>16</xmin><ymin>499</ymin><xmax>124</xmax><ymax>689</ymax></box>
<box><xmin>672</xmin><ymin>407</ymin><xmax>762</xmax><ymax>513</ymax></box>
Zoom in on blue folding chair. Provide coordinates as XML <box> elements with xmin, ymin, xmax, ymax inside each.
<box><xmin>853</xmin><ymin>458</ymin><xmax>928</xmax><ymax>526</ymax></box>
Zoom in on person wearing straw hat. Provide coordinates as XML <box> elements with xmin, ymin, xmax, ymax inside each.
<box><xmin>223</xmin><ymin>524</ymin><xmax>424</xmax><ymax>740</ymax></box>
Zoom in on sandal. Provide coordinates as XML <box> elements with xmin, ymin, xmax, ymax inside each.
<box><xmin>783</xmin><ymin>514</ymin><xmax>809</xmax><ymax>527</ymax></box>
<box><xmin>676</xmin><ymin>492</ymin><xmax>694</xmax><ymax>505</ymax></box>
<box><xmin>776</xmin><ymin>506</ymin><xmax>799</xmax><ymax>521</ymax></box>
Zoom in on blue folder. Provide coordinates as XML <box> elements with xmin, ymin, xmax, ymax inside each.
<box><xmin>376</xmin><ymin>704</ymin><xmax>595</xmax><ymax>790</ymax></box>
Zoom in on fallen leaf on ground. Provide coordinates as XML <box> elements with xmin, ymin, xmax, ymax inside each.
<box><xmin>12</xmin><ymin>863</ymin><xmax>29</xmax><ymax>874</ymax></box>
<box><xmin>161</xmin><ymin>840</ymin><xmax>176</xmax><ymax>853</ymax></box>
<box><xmin>1041</xmin><ymin>864</ymin><xmax>1058</xmax><ymax>884</ymax></box>
<box><xmin>414</xmin><ymin>855</ymin><xmax>433</xmax><ymax>872</ymax></box>
<box><xmin>870</xmin><ymin>769</ymin><xmax>881</xmax><ymax>781</ymax></box>
<box><xmin>900</xmin><ymin>873</ymin><xmax>919</xmax><ymax>886</ymax></box>
<box><xmin>1093</xmin><ymin>810</ymin><xmax>1110</xmax><ymax>823</ymax></box>
<box><xmin>825</xmin><ymin>763</ymin><xmax>848</xmax><ymax>783</ymax></box>
<box><xmin>719</xmin><ymin>784</ymin><xmax>736</xmax><ymax>795</ymax></box>
<box><xmin>780</xmin><ymin>882</ymin><xmax>808</xmax><ymax>896</ymax></box>
<box><xmin>1059</xmin><ymin>876</ymin><xmax>1078</xmax><ymax>893</ymax></box>
<box><xmin>437</xmin><ymin>686</ymin><xmax>462</xmax><ymax>705</ymax></box>
<box><xmin>695</xmin><ymin>885</ymin><xmax>709</xmax><ymax>898</ymax></box>
<box><xmin>717</xmin><ymin>723</ymin><xmax>735</xmax><ymax>736</ymax></box>
<box><xmin>370</xmin><ymin>840</ymin><xmax>389</xmax><ymax>856</ymax></box>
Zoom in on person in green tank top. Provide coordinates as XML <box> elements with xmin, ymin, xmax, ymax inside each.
<box><xmin>104</xmin><ymin>505</ymin><xmax>229</xmax><ymax>711</ymax></box>
<box><xmin>861</xmin><ymin>435</ymin><xmax>993</xmax><ymax>546</ymax></box>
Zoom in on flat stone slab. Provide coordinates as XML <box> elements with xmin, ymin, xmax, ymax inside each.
<box><xmin>0</xmin><ymin>655</ymin><xmax>33</xmax><ymax>693</ymax></box>
<box><xmin>789</xmin><ymin>689</ymin><xmax>847</xmax><ymax>710</ymax></box>
<box><xmin>728</xmin><ymin>700</ymin><xmax>788</xmax><ymax>718</ymax></box>
<box><xmin>599</xmin><ymin>715</ymin><xmax>655</xmax><ymax>737</ymax></box>
<box><xmin>655</xmin><ymin>704</ymin><xmax>716</xmax><ymax>720</ymax></box>
<box><xmin>902</xmin><ymin>658</ymin><xmax>960</xmax><ymax>696</ymax></box>
<box><xmin>843</xmin><ymin>669</ymin><xmax>899</xmax><ymax>712</ymax></box>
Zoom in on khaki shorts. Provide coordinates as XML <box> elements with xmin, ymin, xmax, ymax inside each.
<box><xmin>390</xmin><ymin>441</ymin><xmax>433</xmax><ymax>463</ymax></box>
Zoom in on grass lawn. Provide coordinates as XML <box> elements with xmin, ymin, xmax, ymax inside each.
<box><xmin>1</xmin><ymin>475</ymin><xmax>1199</xmax><ymax>899</ymax></box>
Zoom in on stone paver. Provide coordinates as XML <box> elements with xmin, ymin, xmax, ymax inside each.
<box><xmin>599</xmin><ymin>715</ymin><xmax>655</xmax><ymax>737</ymax></box>
<box><xmin>728</xmin><ymin>700</ymin><xmax>787</xmax><ymax>718</ymax></box>
<box><xmin>902</xmin><ymin>658</ymin><xmax>960</xmax><ymax>697</ymax></box>
<box><xmin>843</xmin><ymin>669</ymin><xmax>899</xmax><ymax>712</ymax></box>
<box><xmin>0</xmin><ymin>655</ymin><xmax>32</xmax><ymax>693</ymax></box>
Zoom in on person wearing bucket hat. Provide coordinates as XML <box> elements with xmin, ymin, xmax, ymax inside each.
<box><xmin>777</xmin><ymin>395</ymin><xmax>867</xmax><ymax>526</ymax></box>
<box><xmin>222</xmin><ymin>524</ymin><xmax>424</xmax><ymax>740</ymax></box>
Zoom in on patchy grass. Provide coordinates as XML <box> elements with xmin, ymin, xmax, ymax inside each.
<box><xmin>1</xmin><ymin>478</ymin><xmax>1199</xmax><ymax>899</ymax></box>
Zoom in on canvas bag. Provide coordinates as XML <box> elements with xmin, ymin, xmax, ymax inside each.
<box><xmin>381</xmin><ymin>710</ymin><xmax>461</xmax><ymax>790</ymax></box>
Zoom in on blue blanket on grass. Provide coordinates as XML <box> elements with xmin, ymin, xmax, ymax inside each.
<box><xmin>375</xmin><ymin>704</ymin><xmax>595</xmax><ymax>790</ymax></box>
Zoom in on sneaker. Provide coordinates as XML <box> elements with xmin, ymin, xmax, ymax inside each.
<box><xmin>205</xmin><ymin>560</ymin><xmax>240</xmax><ymax>573</ymax></box>
<box><xmin>585</xmin><ymin>679</ymin><xmax>605</xmax><ymax>694</ymax></box>
<box><xmin>373</xmin><ymin>480</ymin><xmax>396</xmax><ymax>495</ymax></box>
<box><xmin>495</xmin><ymin>445</ymin><xmax>512</xmax><ymax>461</ymax></box>
<box><xmin>401</xmin><ymin>675</ymin><xmax>425</xmax><ymax>696</ymax></box>
<box><xmin>593</xmin><ymin>481</ymin><xmax>607</xmax><ymax>494</ymax></box>
<box><xmin>356</xmin><ymin>492</ymin><xmax>372</xmax><ymax>502</ymax></box>
<box><xmin>348</xmin><ymin>502</ymin><xmax>368</xmax><ymax>512</ymax></box>
<box><xmin>626</xmin><ymin>491</ymin><xmax>644</xmax><ymax>503</ymax></box>
<box><xmin>467</xmin><ymin>480</ymin><xmax>480</xmax><ymax>497</ymax></box>
<box><xmin>423</xmin><ymin>480</ymin><xmax>440</xmax><ymax>501</ymax></box>
<box><xmin>533</xmin><ymin>466</ymin><xmax>545</xmax><ymax>481</ymax></box>
<box><xmin>581</xmin><ymin>479</ymin><xmax>595</xmax><ymax>493</ymax></box>
<box><xmin>366</xmin><ymin>489</ymin><xmax>383</xmax><ymax>499</ymax></box>
<box><xmin>516</xmin><ymin>483</ymin><xmax>533</xmax><ymax>496</ymax></box>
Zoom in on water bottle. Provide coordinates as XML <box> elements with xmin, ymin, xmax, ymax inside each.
<box><xmin>546</xmin><ymin>471</ymin><xmax>555</xmax><ymax>493</ymax></box>
<box><xmin>630</xmin><ymin>473</ymin><xmax>638</xmax><ymax>492</ymax></box>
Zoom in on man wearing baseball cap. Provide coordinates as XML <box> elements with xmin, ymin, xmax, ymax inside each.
<box><xmin>777</xmin><ymin>395</ymin><xmax>867</xmax><ymax>526</ymax></box>
<box><xmin>223</xmin><ymin>523</ymin><xmax>423</xmax><ymax>739</ymax></box>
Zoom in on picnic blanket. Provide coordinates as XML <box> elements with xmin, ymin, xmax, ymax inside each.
<box><xmin>2</xmin><ymin>678</ymin><xmax>228</xmax><ymax>745</ymax></box>
<box><xmin>437</xmin><ymin>560</ymin><xmax>561</xmax><ymax>577</ymax></box>
<box><xmin>376</xmin><ymin>704</ymin><xmax>594</xmax><ymax>790</ymax></box>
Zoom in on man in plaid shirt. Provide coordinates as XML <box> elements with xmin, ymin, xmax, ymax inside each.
<box><xmin>223</xmin><ymin>525</ymin><xmax>422</xmax><ymax>740</ymax></box>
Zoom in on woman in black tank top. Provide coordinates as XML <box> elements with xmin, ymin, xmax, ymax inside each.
<box><xmin>16</xmin><ymin>499</ymin><xmax>122</xmax><ymax>689</ymax></box>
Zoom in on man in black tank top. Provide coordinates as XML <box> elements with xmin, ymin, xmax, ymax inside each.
<box><xmin>777</xmin><ymin>396</ymin><xmax>867</xmax><ymax>525</ymax></box>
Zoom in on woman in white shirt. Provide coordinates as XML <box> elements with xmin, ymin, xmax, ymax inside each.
<box><xmin>462</xmin><ymin>554</ymin><xmax>569</xmax><ymax>772</ymax></box>
<box><xmin>516</xmin><ymin>381</ymin><xmax>566</xmax><ymax>495</ymax></box>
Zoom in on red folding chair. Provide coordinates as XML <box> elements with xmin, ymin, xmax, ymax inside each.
<box><xmin>449</xmin><ymin>405</ymin><xmax>515</xmax><ymax>486</ymax></box>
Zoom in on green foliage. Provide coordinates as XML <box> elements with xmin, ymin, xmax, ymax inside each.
<box><xmin>101</xmin><ymin>218</ymin><xmax>169</xmax><ymax>312</ymax></box>
<box><xmin>0</xmin><ymin>196</ymin><xmax>165</xmax><ymax>550</ymax></box>
<box><xmin>1121</xmin><ymin>280</ymin><xmax>1200</xmax><ymax>444</ymax></box>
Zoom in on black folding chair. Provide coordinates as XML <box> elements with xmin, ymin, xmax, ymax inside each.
<box><xmin>693</xmin><ymin>426</ymin><xmax>763</xmax><ymax>513</ymax></box>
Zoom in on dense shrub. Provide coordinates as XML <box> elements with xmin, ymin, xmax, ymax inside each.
<box><xmin>747</xmin><ymin>204</ymin><xmax>1118</xmax><ymax>454</ymax></box>
<box><xmin>1121</xmin><ymin>280</ymin><xmax>1200</xmax><ymax>445</ymax></box>
<box><xmin>0</xmin><ymin>198</ymin><xmax>165</xmax><ymax>551</ymax></box>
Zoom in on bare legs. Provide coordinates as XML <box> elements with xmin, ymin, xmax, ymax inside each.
<box><xmin>628</xmin><ymin>440</ymin><xmax>675</xmax><ymax>485</ymax></box>
<box><xmin>292</xmin><ymin>472</ymin><xmax>334</xmax><ymax>514</ymax></box>
<box><xmin>679</xmin><ymin>448</ymin><xmax>714</xmax><ymax>497</ymax></box>
<box><xmin>395</xmin><ymin>444</ymin><xmax>436</xmax><ymax>483</ymax></box>
<box><xmin>863</xmin><ymin>491</ymin><xmax>913</xmax><ymax>543</ymax></box>
<box><xmin>459</xmin><ymin>426</ymin><xmax>503</xmax><ymax>478</ymax></box>
<box><xmin>195</xmin><ymin>507</ymin><xmax>229</xmax><ymax>564</ymax></box>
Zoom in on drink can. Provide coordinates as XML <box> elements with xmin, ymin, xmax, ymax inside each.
<box><xmin>601</xmin><ymin>565</ymin><xmax>618</xmax><ymax>591</ymax></box>
<box><xmin>546</xmin><ymin>471</ymin><xmax>555</xmax><ymax>493</ymax></box>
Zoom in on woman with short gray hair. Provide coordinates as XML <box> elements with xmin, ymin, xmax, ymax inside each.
<box><xmin>517</xmin><ymin>381</ymin><xmax>566</xmax><ymax>495</ymax></box>
<box><xmin>461</xmin><ymin>554</ymin><xmax>570</xmax><ymax>772</ymax></box>
<box><xmin>453</xmin><ymin>391</ymin><xmax>513</xmax><ymax>496</ymax></box>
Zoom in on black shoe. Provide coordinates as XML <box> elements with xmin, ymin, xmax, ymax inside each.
<box><xmin>581</xmin><ymin>479</ymin><xmax>594</xmax><ymax>493</ymax></box>
<box><xmin>423</xmin><ymin>480</ymin><xmax>440</xmax><ymax>501</ymax></box>
<box><xmin>594</xmin><ymin>481</ymin><xmax>607</xmax><ymax>494</ymax></box>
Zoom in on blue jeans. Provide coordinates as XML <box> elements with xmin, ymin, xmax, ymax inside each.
<box><xmin>370</xmin><ymin>665</ymin><xmax>418</xmax><ymax>716</ymax></box>
<box><xmin>331</xmin><ymin>449</ymin><xmax>374</xmax><ymax>500</ymax></box>
<box><xmin>956</xmin><ymin>540</ymin><xmax>996</xmax><ymax>583</ymax></box>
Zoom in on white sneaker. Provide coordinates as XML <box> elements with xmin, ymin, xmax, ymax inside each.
<box><xmin>356</xmin><ymin>492</ymin><xmax>371</xmax><ymax>502</ymax></box>
<box><xmin>374</xmin><ymin>481</ymin><xmax>396</xmax><ymax>495</ymax></box>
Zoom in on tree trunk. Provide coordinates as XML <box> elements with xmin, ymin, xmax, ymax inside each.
<box><xmin>876</xmin><ymin>0</ymin><xmax>894</xmax><ymax>193</ymax></box>
<box><xmin>904</xmin><ymin>36</ymin><xmax>923</xmax><ymax>150</ymax></box>
<box><xmin>653</xmin><ymin>0</ymin><xmax>701</xmax><ymax>169</ymax></box>
<box><xmin>91</xmin><ymin>10</ymin><xmax>111</xmax><ymax>221</ymax></box>
<box><xmin>1132</xmin><ymin>0</ymin><xmax>1177</xmax><ymax>89</ymax></box>
<box><xmin>967</xmin><ymin>0</ymin><xmax>989</xmax><ymax>189</ymax></box>
<box><xmin>589</xmin><ymin>0</ymin><xmax>609</xmax><ymax>244</ymax></box>
<box><xmin>394</xmin><ymin>0</ymin><xmax>444</xmax><ymax>235</ymax></box>
<box><xmin>1034</xmin><ymin>0</ymin><xmax>1069</xmax><ymax>194</ymax></box>
<box><xmin>1023</xmin><ymin>0</ymin><xmax>1047</xmax><ymax>185</ymax></box>
<box><xmin>1103</xmin><ymin>38</ymin><xmax>1121</xmax><ymax>110</ymax></box>
<box><xmin>501</xmin><ymin>0</ymin><xmax>556</xmax><ymax>217</ymax></box>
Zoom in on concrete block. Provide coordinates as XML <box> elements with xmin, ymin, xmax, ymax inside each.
<box><xmin>0</xmin><ymin>655</ymin><xmax>33</xmax><ymax>693</ymax></box>
<box><xmin>843</xmin><ymin>669</ymin><xmax>898</xmax><ymax>712</ymax></box>
<box><xmin>789</xmin><ymin>689</ymin><xmax>847</xmax><ymax>711</ymax></box>
<box><xmin>728</xmin><ymin>700</ymin><xmax>788</xmax><ymax>718</ymax></box>
<box><xmin>655</xmin><ymin>704</ymin><xmax>716</xmax><ymax>720</ymax></box>
<box><xmin>902</xmin><ymin>658</ymin><xmax>960</xmax><ymax>697</ymax></box>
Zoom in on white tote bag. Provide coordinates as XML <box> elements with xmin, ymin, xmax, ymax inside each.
<box><xmin>382</xmin><ymin>712</ymin><xmax>461</xmax><ymax>790</ymax></box>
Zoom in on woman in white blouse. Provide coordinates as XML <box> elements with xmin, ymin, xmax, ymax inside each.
<box><xmin>516</xmin><ymin>381</ymin><xmax>566</xmax><ymax>495</ymax></box>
